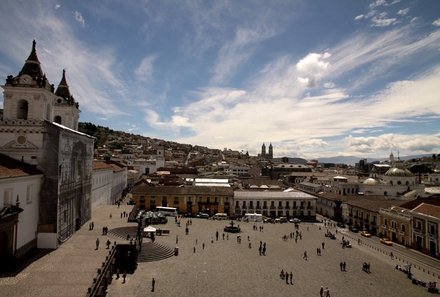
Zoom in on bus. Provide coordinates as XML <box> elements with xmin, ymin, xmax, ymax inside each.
<box><xmin>155</xmin><ymin>206</ymin><xmax>178</xmax><ymax>217</ymax></box>
<box><xmin>243</xmin><ymin>213</ymin><xmax>262</xmax><ymax>222</ymax></box>
<box><xmin>213</xmin><ymin>213</ymin><xmax>228</xmax><ymax>220</ymax></box>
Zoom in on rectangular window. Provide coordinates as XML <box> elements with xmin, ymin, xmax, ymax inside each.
<box><xmin>4</xmin><ymin>189</ymin><xmax>12</xmax><ymax>205</ymax></box>
<box><xmin>174</xmin><ymin>197</ymin><xmax>179</xmax><ymax>205</ymax></box>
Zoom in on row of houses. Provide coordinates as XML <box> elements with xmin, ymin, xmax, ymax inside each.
<box><xmin>130</xmin><ymin>181</ymin><xmax>317</xmax><ymax>221</ymax></box>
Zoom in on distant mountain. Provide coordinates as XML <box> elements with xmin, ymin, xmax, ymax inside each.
<box><xmin>317</xmin><ymin>154</ymin><xmax>434</xmax><ymax>166</ymax></box>
<box><xmin>315</xmin><ymin>156</ymin><xmax>364</xmax><ymax>166</ymax></box>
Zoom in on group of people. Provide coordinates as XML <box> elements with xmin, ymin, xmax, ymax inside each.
<box><xmin>280</xmin><ymin>270</ymin><xmax>293</xmax><ymax>284</ymax></box>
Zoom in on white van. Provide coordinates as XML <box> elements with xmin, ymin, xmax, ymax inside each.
<box><xmin>213</xmin><ymin>213</ymin><xmax>228</xmax><ymax>220</ymax></box>
<box><xmin>243</xmin><ymin>213</ymin><xmax>263</xmax><ymax>222</ymax></box>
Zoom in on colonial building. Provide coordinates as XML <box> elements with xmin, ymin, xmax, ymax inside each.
<box><xmin>379</xmin><ymin>206</ymin><xmax>412</xmax><ymax>246</ymax></box>
<box><xmin>360</xmin><ymin>165</ymin><xmax>424</xmax><ymax>199</ymax></box>
<box><xmin>345</xmin><ymin>196</ymin><xmax>407</xmax><ymax>236</ymax></box>
<box><xmin>411</xmin><ymin>203</ymin><xmax>440</xmax><ymax>257</ymax></box>
<box><xmin>130</xmin><ymin>182</ymin><xmax>233</xmax><ymax>215</ymax></box>
<box><xmin>91</xmin><ymin>161</ymin><xmax>113</xmax><ymax>209</ymax></box>
<box><xmin>0</xmin><ymin>41</ymin><xmax>94</xmax><ymax>250</ymax></box>
<box><xmin>233</xmin><ymin>190</ymin><xmax>316</xmax><ymax>221</ymax></box>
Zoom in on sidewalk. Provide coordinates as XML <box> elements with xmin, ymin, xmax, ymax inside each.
<box><xmin>0</xmin><ymin>203</ymin><xmax>133</xmax><ymax>297</ymax></box>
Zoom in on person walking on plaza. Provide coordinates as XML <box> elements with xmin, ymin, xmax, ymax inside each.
<box><xmin>320</xmin><ymin>286</ymin><xmax>324</xmax><ymax>297</ymax></box>
<box><xmin>303</xmin><ymin>251</ymin><xmax>308</xmax><ymax>261</ymax></box>
<box><xmin>289</xmin><ymin>272</ymin><xmax>293</xmax><ymax>284</ymax></box>
<box><xmin>106</xmin><ymin>239</ymin><xmax>111</xmax><ymax>249</ymax></box>
<box><xmin>122</xmin><ymin>271</ymin><xmax>126</xmax><ymax>284</ymax></box>
<box><xmin>151</xmin><ymin>277</ymin><xmax>155</xmax><ymax>292</ymax></box>
<box><xmin>95</xmin><ymin>238</ymin><xmax>100</xmax><ymax>250</ymax></box>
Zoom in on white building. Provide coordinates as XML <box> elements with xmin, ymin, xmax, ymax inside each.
<box><xmin>1</xmin><ymin>40</ymin><xmax>94</xmax><ymax>258</ymax></box>
<box><xmin>91</xmin><ymin>160</ymin><xmax>113</xmax><ymax>209</ymax></box>
<box><xmin>360</xmin><ymin>166</ymin><xmax>424</xmax><ymax>199</ymax></box>
<box><xmin>0</xmin><ymin>153</ymin><xmax>43</xmax><ymax>268</ymax></box>
<box><xmin>233</xmin><ymin>190</ymin><xmax>317</xmax><ymax>220</ymax></box>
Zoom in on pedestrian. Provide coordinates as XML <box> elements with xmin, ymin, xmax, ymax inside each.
<box><xmin>151</xmin><ymin>277</ymin><xmax>155</xmax><ymax>292</ymax></box>
<box><xmin>122</xmin><ymin>271</ymin><xmax>126</xmax><ymax>284</ymax></box>
<box><xmin>343</xmin><ymin>262</ymin><xmax>346</xmax><ymax>271</ymax></box>
<box><xmin>289</xmin><ymin>272</ymin><xmax>293</xmax><ymax>284</ymax></box>
<box><xmin>193</xmin><ymin>246</ymin><xmax>196</xmax><ymax>253</ymax></box>
<box><xmin>106</xmin><ymin>239</ymin><xmax>111</xmax><ymax>249</ymax></box>
<box><xmin>285</xmin><ymin>272</ymin><xmax>289</xmax><ymax>284</ymax></box>
<box><xmin>322</xmin><ymin>242</ymin><xmax>325</xmax><ymax>249</ymax></box>
<box><xmin>303</xmin><ymin>251</ymin><xmax>308</xmax><ymax>260</ymax></box>
<box><xmin>320</xmin><ymin>286</ymin><xmax>324</xmax><ymax>297</ymax></box>
<box><xmin>109</xmin><ymin>213</ymin><xmax>112</xmax><ymax>219</ymax></box>
<box><xmin>95</xmin><ymin>238</ymin><xmax>100</xmax><ymax>250</ymax></box>
<box><xmin>202</xmin><ymin>243</ymin><xmax>205</xmax><ymax>250</ymax></box>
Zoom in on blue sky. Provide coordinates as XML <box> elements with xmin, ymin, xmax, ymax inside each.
<box><xmin>1</xmin><ymin>0</ymin><xmax>440</xmax><ymax>160</ymax></box>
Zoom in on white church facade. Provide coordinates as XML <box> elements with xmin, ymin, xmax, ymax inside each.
<box><xmin>0</xmin><ymin>41</ymin><xmax>94</xmax><ymax>270</ymax></box>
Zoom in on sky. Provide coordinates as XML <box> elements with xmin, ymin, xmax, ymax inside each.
<box><xmin>0</xmin><ymin>0</ymin><xmax>440</xmax><ymax>160</ymax></box>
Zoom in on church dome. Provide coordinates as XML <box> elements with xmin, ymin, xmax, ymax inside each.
<box><xmin>384</xmin><ymin>167</ymin><xmax>413</xmax><ymax>177</ymax></box>
<box><xmin>363</xmin><ymin>178</ymin><xmax>378</xmax><ymax>185</ymax></box>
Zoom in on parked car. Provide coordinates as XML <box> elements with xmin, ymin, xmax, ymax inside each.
<box><xmin>380</xmin><ymin>238</ymin><xmax>393</xmax><ymax>246</ymax></box>
<box><xmin>360</xmin><ymin>231</ymin><xmax>371</xmax><ymax>238</ymax></box>
<box><xmin>279</xmin><ymin>217</ymin><xmax>288</xmax><ymax>223</ymax></box>
<box><xmin>263</xmin><ymin>217</ymin><xmax>274</xmax><ymax>223</ymax></box>
<box><xmin>336</xmin><ymin>222</ymin><xmax>346</xmax><ymax>228</ymax></box>
<box><xmin>289</xmin><ymin>218</ymin><xmax>301</xmax><ymax>223</ymax></box>
<box><xmin>349</xmin><ymin>226</ymin><xmax>359</xmax><ymax>233</ymax></box>
<box><xmin>196</xmin><ymin>212</ymin><xmax>210</xmax><ymax>219</ymax></box>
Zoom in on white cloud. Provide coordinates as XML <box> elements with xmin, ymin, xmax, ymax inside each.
<box><xmin>210</xmin><ymin>26</ymin><xmax>276</xmax><ymax>84</ymax></box>
<box><xmin>134</xmin><ymin>54</ymin><xmax>158</xmax><ymax>82</ymax></box>
<box><xmin>74</xmin><ymin>11</ymin><xmax>85</xmax><ymax>27</ymax></box>
<box><xmin>354</xmin><ymin>14</ymin><xmax>364</xmax><ymax>21</ymax></box>
<box><xmin>296</xmin><ymin>52</ymin><xmax>331</xmax><ymax>88</ymax></box>
<box><xmin>371</xmin><ymin>12</ymin><xmax>397</xmax><ymax>27</ymax></box>
<box><xmin>397</xmin><ymin>8</ymin><xmax>409</xmax><ymax>16</ymax></box>
<box><xmin>433</xmin><ymin>18</ymin><xmax>440</xmax><ymax>27</ymax></box>
<box><xmin>346</xmin><ymin>133</ymin><xmax>440</xmax><ymax>155</ymax></box>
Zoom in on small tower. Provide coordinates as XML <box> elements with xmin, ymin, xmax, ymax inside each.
<box><xmin>53</xmin><ymin>69</ymin><xmax>80</xmax><ymax>130</ymax></box>
<box><xmin>268</xmin><ymin>143</ymin><xmax>273</xmax><ymax>159</ymax></box>
<box><xmin>2</xmin><ymin>40</ymin><xmax>54</xmax><ymax>121</ymax></box>
<box><xmin>261</xmin><ymin>143</ymin><xmax>266</xmax><ymax>158</ymax></box>
<box><xmin>389</xmin><ymin>151</ymin><xmax>395</xmax><ymax>166</ymax></box>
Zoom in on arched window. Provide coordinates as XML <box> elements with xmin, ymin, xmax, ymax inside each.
<box><xmin>54</xmin><ymin>115</ymin><xmax>62</xmax><ymax>124</ymax></box>
<box><xmin>17</xmin><ymin>99</ymin><xmax>28</xmax><ymax>119</ymax></box>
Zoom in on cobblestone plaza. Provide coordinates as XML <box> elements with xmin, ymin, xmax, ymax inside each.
<box><xmin>0</xmin><ymin>203</ymin><xmax>437</xmax><ymax>297</ymax></box>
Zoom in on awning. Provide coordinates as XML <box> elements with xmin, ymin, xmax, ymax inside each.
<box><xmin>143</xmin><ymin>225</ymin><xmax>156</xmax><ymax>233</ymax></box>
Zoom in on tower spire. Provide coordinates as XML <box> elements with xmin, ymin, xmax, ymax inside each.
<box><xmin>18</xmin><ymin>39</ymin><xmax>44</xmax><ymax>79</ymax></box>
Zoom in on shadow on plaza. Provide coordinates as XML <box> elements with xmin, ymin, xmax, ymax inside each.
<box><xmin>0</xmin><ymin>248</ymin><xmax>52</xmax><ymax>278</ymax></box>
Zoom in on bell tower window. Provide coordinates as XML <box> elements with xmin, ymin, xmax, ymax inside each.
<box><xmin>17</xmin><ymin>99</ymin><xmax>28</xmax><ymax>119</ymax></box>
<box><xmin>54</xmin><ymin>115</ymin><xmax>62</xmax><ymax>124</ymax></box>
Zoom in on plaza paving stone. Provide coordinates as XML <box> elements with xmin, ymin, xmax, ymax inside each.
<box><xmin>0</xmin><ymin>202</ymin><xmax>438</xmax><ymax>297</ymax></box>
